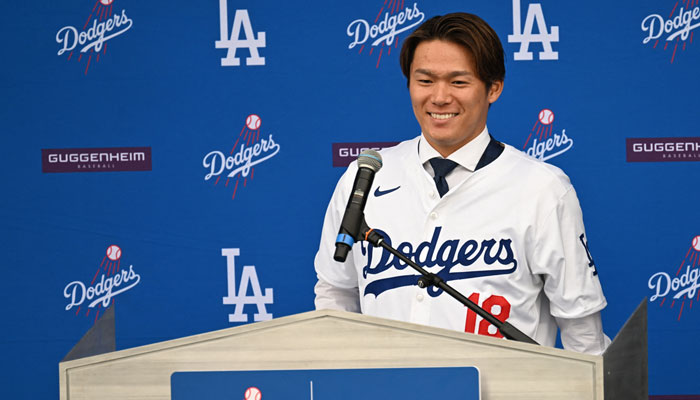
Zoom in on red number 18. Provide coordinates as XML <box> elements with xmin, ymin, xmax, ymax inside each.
<box><xmin>464</xmin><ymin>293</ymin><xmax>511</xmax><ymax>338</ymax></box>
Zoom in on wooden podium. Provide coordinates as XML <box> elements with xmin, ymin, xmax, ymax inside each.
<box><xmin>57</xmin><ymin>308</ymin><xmax>643</xmax><ymax>400</ymax></box>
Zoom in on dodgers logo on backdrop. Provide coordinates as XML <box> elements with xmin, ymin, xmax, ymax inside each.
<box><xmin>63</xmin><ymin>245</ymin><xmax>141</xmax><ymax>324</ymax></box>
<box><xmin>55</xmin><ymin>0</ymin><xmax>133</xmax><ymax>74</ymax></box>
<box><xmin>648</xmin><ymin>236</ymin><xmax>700</xmax><ymax>321</ymax></box>
<box><xmin>641</xmin><ymin>2</ymin><xmax>699</xmax><ymax>63</ymax></box>
<box><xmin>346</xmin><ymin>2</ymin><xmax>425</xmax><ymax>68</ymax></box>
<box><xmin>508</xmin><ymin>0</ymin><xmax>559</xmax><ymax>61</ymax></box>
<box><xmin>360</xmin><ymin>227</ymin><xmax>518</xmax><ymax>298</ymax></box>
<box><xmin>216</xmin><ymin>2</ymin><xmax>266</xmax><ymax>67</ymax></box>
<box><xmin>203</xmin><ymin>114</ymin><xmax>281</xmax><ymax>199</ymax></box>
<box><xmin>221</xmin><ymin>248</ymin><xmax>273</xmax><ymax>323</ymax></box>
<box><xmin>522</xmin><ymin>109</ymin><xmax>573</xmax><ymax>161</ymax></box>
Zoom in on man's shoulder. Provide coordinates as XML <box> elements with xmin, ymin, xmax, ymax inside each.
<box><xmin>377</xmin><ymin>136</ymin><xmax>420</xmax><ymax>158</ymax></box>
<box><xmin>498</xmin><ymin>143</ymin><xmax>574</xmax><ymax>194</ymax></box>
<box><xmin>371</xmin><ymin>136</ymin><xmax>421</xmax><ymax>172</ymax></box>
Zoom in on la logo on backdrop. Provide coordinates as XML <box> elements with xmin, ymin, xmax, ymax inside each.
<box><xmin>522</xmin><ymin>109</ymin><xmax>573</xmax><ymax>161</ymax></box>
<box><xmin>346</xmin><ymin>1</ymin><xmax>425</xmax><ymax>68</ymax></box>
<box><xmin>216</xmin><ymin>1</ymin><xmax>266</xmax><ymax>67</ymax></box>
<box><xmin>55</xmin><ymin>0</ymin><xmax>133</xmax><ymax>74</ymax></box>
<box><xmin>648</xmin><ymin>236</ymin><xmax>700</xmax><ymax>321</ymax></box>
<box><xmin>641</xmin><ymin>0</ymin><xmax>699</xmax><ymax>63</ymax></box>
<box><xmin>202</xmin><ymin>114</ymin><xmax>281</xmax><ymax>199</ymax></box>
<box><xmin>63</xmin><ymin>245</ymin><xmax>141</xmax><ymax>324</ymax></box>
<box><xmin>221</xmin><ymin>248</ymin><xmax>273</xmax><ymax>323</ymax></box>
<box><xmin>508</xmin><ymin>0</ymin><xmax>559</xmax><ymax>61</ymax></box>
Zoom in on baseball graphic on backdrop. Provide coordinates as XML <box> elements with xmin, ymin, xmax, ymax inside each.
<box><xmin>538</xmin><ymin>109</ymin><xmax>554</xmax><ymax>125</ymax></box>
<box><xmin>244</xmin><ymin>387</ymin><xmax>261</xmax><ymax>400</ymax></box>
<box><xmin>246</xmin><ymin>114</ymin><xmax>261</xmax><ymax>130</ymax></box>
<box><xmin>693</xmin><ymin>236</ymin><xmax>700</xmax><ymax>251</ymax></box>
<box><xmin>99</xmin><ymin>0</ymin><xmax>114</xmax><ymax>5</ymax></box>
<box><xmin>106</xmin><ymin>245</ymin><xmax>122</xmax><ymax>261</ymax></box>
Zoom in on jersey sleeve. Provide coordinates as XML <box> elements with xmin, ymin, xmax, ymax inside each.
<box><xmin>313</xmin><ymin>164</ymin><xmax>362</xmax><ymax>309</ymax></box>
<box><xmin>556</xmin><ymin>312</ymin><xmax>611</xmax><ymax>354</ymax></box>
<box><xmin>530</xmin><ymin>184</ymin><xmax>607</xmax><ymax>319</ymax></box>
<box><xmin>314</xmin><ymin>276</ymin><xmax>361</xmax><ymax>312</ymax></box>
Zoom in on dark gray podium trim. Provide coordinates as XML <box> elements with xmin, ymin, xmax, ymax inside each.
<box><xmin>604</xmin><ymin>298</ymin><xmax>648</xmax><ymax>400</ymax></box>
<box><xmin>61</xmin><ymin>305</ymin><xmax>115</xmax><ymax>362</ymax></box>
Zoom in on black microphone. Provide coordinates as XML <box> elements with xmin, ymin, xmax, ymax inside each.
<box><xmin>334</xmin><ymin>149</ymin><xmax>383</xmax><ymax>262</ymax></box>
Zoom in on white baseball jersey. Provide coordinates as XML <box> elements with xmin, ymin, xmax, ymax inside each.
<box><xmin>314</xmin><ymin>135</ymin><xmax>607</xmax><ymax>347</ymax></box>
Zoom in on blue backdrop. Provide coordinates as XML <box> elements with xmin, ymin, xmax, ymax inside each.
<box><xmin>1</xmin><ymin>0</ymin><xmax>699</xmax><ymax>398</ymax></box>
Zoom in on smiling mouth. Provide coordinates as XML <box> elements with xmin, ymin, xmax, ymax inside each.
<box><xmin>428</xmin><ymin>112</ymin><xmax>458</xmax><ymax>120</ymax></box>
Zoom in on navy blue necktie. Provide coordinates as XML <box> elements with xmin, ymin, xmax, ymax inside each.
<box><xmin>429</xmin><ymin>158</ymin><xmax>458</xmax><ymax>198</ymax></box>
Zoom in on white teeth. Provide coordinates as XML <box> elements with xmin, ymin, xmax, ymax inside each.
<box><xmin>429</xmin><ymin>113</ymin><xmax>457</xmax><ymax>120</ymax></box>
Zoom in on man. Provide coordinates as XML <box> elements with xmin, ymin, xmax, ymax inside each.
<box><xmin>314</xmin><ymin>13</ymin><xmax>609</xmax><ymax>354</ymax></box>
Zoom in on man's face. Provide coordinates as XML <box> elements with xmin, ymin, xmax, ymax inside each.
<box><xmin>409</xmin><ymin>39</ymin><xmax>503</xmax><ymax>157</ymax></box>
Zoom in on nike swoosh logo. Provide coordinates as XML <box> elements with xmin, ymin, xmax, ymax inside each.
<box><xmin>374</xmin><ymin>186</ymin><xmax>401</xmax><ymax>197</ymax></box>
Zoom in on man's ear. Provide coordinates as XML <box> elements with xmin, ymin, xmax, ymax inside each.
<box><xmin>487</xmin><ymin>80</ymin><xmax>504</xmax><ymax>104</ymax></box>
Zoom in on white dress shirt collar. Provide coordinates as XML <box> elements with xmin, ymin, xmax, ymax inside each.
<box><xmin>418</xmin><ymin>126</ymin><xmax>491</xmax><ymax>172</ymax></box>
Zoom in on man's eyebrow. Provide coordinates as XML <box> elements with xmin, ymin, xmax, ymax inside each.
<box><xmin>413</xmin><ymin>69</ymin><xmax>474</xmax><ymax>78</ymax></box>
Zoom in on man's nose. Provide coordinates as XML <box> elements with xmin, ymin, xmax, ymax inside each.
<box><xmin>431</xmin><ymin>82</ymin><xmax>452</xmax><ymax>105</ymax></box>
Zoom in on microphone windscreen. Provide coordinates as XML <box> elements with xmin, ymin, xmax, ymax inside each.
<box><xmin>357</xmin><ymin>149</ymin><xmax>383</xmax><ymax>172</ymax></box>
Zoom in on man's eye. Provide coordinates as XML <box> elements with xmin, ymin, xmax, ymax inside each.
<box><xmin>452</xmin><ymin>80</ymin><xmax>467</xmax><ymax>85</ymax></box>
<box><xmin>418</xmin><ymin>79</ymin><xmax>432</xmax><ymax>84</ymax></box>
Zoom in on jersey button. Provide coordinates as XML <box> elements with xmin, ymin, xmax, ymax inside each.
<box><xmin>428</xmin><ymin>191</ymin><xmax>436</xmax><ymax>199</ymax></box>
<box><xmin>416</xmin><ymin>293</ymin><xmax>424</xmax><ymax>302</ymax></box>
<box><xmin>429</xmin><ymin>212</ymin><xmax>438</xmax><ymax>220</ymax></box>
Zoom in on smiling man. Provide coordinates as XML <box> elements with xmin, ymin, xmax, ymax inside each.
<box><xmin>408</xmin><ymin>40</ymin><xmax>502</xmax><ymax>157</ymax></box>
<box><xmin>314</xmin><ymin>13</ymin><xmax>609</xmax><ymax>354</ymax></box>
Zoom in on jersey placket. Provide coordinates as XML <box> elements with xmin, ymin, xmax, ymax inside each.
<box><xmin>408</xmin><ymin>171</ymin><xmax>448</xmax><ymax>325</ymax></box>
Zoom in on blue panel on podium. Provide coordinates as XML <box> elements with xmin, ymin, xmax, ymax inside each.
<box><xmin>171</xmin><ymin>367</ymin><xmax>480</xmax><ymax>400</ymax></box>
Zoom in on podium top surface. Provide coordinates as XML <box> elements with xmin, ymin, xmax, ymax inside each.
<box><xmin>59</xmin><ymin>309</ymin><xmax>604</xmax><ymax>400</ymax></box>
<box><xmin>60</xmin><ymin>309</ymin><xmax>600</xmax><ymax>369</ymax></box>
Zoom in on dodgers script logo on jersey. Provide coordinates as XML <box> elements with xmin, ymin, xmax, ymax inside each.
<box><xmin>63</xmin><ymin>245</ymin><xmax>141</xmax><ymax>324</ymax></box>
<box><xmin>203</xmin><ymin>114</ymin><xmax>281</xmax><ymax>200</ymax></box>
<box><xmin>221</xmin><ymin>248</ymin><xmax>273</xmax><ymax>323</ymax></box>
<box><xmin>508</xmin><ymin>0</ymin><xmax>559</xmax><ymax>61</ymax></box>
<box><xmin>55</xmin><ymin>0</ymin><xmax>133</xmax><ymax>75</ymax></box>
<box><xmin>648</xmin><ymin>236</ymin><xmax>700</xmax><ymax>321</ymax></box>
<box><xmin>641</xmin><ymin>1</ymin><xmax>699</xmax><ymax>63</ymax></box>
<box><xmin>346</xmin><ymin>2</ymin><xmax>425</xmax><ymax>68</ymax></box>
<box><xmin>522</xmin><ymin>109</ymin><xmax>573</xmax><ymax>161</ymax></box>
<box><xmin>216</xmin><ymin>3</ymin><xmax>266</xmax><ymax>67</ymax></box>
<box><xmin>360</xmin><ymin>227</ymin><xmax>518</xmax><ymax>298</ymax></box>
